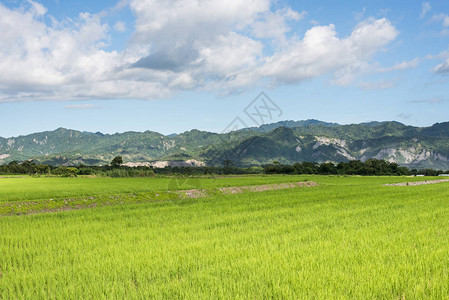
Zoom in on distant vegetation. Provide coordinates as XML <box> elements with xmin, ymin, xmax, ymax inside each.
<box><xmin>263</xmin><ymin>159</ymin><xmax>445</xmax><ymax>176</ymax></box>
<box><xmin>0</xmin><ymin>158</ymin><xmax>446</xmax><ymax>177</ymax></box>
<box><xmin>0</xmin><ymin>157</ymin><xmax>155</xmax><ymax>178</ymax></box>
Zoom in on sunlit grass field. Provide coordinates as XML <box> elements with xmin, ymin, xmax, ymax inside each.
<box><xmin>1</xmin><ymin>175</ymin><xmax>449</xmax><ymax>298</ymax></box>
<box><xmin>0</xmin><ymin>175</ymin><xmax>438</xmax><ymax>203</ymax></box>
<box><xmin>0</xmin><ymin>175</ymin><xmax>317</xmax><ymax>203</ymax></box>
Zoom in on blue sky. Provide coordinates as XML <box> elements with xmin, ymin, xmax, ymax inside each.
<box><xmin>0</xmin><ymin>0</ymin><xmax>448</xmax><ymax>137</ymax></box>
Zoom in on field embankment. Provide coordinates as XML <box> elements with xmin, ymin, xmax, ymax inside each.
<box><xmin>384</xmin><ymin>179</ymin><xmax>449</xmax><ymax>186</ymax></box>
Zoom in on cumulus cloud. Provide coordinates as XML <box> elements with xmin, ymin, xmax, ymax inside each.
<box><xmin>0</xmin><ymin>1</ymin><xmax>171</xmax><ymax>102</ymax></box>
<box><xmin>252</xmin><ymin>8</ymin><xmax>306</xmax><ymax>42</ymax></box>
<box><xmin>128</xmin><ymin>0</ymin><xmax>270</xmax><ymax>72</ymax></box>
<box><xmin>259</xmin><ymin>18</ymin><xmax>398</xmax><ymax>86</ymax></box>
<box><xmin>0</xmin><ymin>3</ymin><xmax>113</xmax><ymax>90</ymax></box>
<box><xmin>0</xmin><ymin>0</ymin><xmax>399</xmax><ymax>102</ymax></box>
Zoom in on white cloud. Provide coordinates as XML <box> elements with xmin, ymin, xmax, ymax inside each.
<box><xmin>434</xmin><ymin>58</ymin><xmax>449</xmax><ymax>74</ymax></box>
<box><xmin>0</xmin><ymin>1</ymin><xmax>400</xmax><ymax>102</ymax></box>
<box><xmin>354</xmin><ymin>7</ymin><xmax>366</xmax><ymax>21</ymax></box>
<box><xmin>420</xmin><ymin>2</ymin><xmax>431</xmax><ymax>18</ymax></box>
<box><xmin>258</xmin><ymin>18</ymin><xmax>398</xmax><ymax>86</ymax></box>
<box><xmin>359</xmin><ymin>79</ymin><xmax>398</xmax><ymax>90</ymax></box>
<box><xmin>378</xmin><ymin>58</ymin><xmax>420</xmax><ymax>72</ymax></box>
<box><xmin>65</xmin><ymin>104</ymin><xmax>101</xmax><ymax>109</ymax></box>
<box><xmin>114</xmin><ymin>21</ymin><xmax>126</xmax><ymax>32</ymax></box>
<box><xmin>431</xmin><ymin>13</ymin><xmax>449</xmax><ymax>35</ymax></box>
<box><xmin>0</xmin><ymin>1</ymin><xmax>168</xmax><ymax>102</ymax></box>
<box><xmin>331</xmin><ymin>62</ymin><xmax>373</xmax><ymax>86</ymax></box>
<box><xmin>432</xmin><ymin>13</ymin><xmax>449</xmax><ymax>27</ymax></box>
<box><xmin>410</xmin><ymin>97</ymin><xmax>446</xmax><ymax>104</ymax></box>
<box><xmin>431</xmin><ymin>50</ymin><xmax>449</xmax><ymax>74</ymax></box>
<box><xmin>199</xmin><ymin>33</ymin><xmax>263</xmax><ymax>76</ymax></box>
<box><xmin>130</xmin><ymin>0</ymin><xmax>269</xmax><ymax>45</ymax></box>
<box><xmin>0</xmin><ymin>3</ymin><xmax>113</xmax><ymax>88</ymax></box>
<box><xmin>128</xmin><ymin>0</ymin><xmax>270</xmax><ymax>71</ymax></box>
<box><xmin>252</xmin><ymin>8</ymin><xmax>306</xmax><ymax>42</ymax></box>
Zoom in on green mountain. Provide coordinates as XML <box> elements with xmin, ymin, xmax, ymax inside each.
<box><xmin>240</xmin><ymin>119</ymin><xmax>340</xmax><ymax>132</ymax></box>
<box><xmin>1</xmin><ymin>121</ymin><xmax>449</xmax><ymax>169</ymax></box>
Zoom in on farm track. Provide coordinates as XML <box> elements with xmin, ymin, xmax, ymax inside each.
<box><xmin>384</xmin><ymin>179</ymin><xmax>449</xmax><ymax>186</ymax></box>
<box><xmin>0</xmin><ymin>181</ymin><xmax>317</xmax><ymax>216</ymax></box>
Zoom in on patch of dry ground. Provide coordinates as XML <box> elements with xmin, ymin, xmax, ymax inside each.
<box><xmin>384</xmin><ymin>179</ymin><xmax>449</xmax><ymax>186</ymax></box>
<box><xmin>174</xmin><ymin>181</ymin><xmax>317</xmax><ymax>198</ymax></box>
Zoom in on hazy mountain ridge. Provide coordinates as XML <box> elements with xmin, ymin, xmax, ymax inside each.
<box><xmin>239</xmin><ymin>119</ymin><xmax>341</xmax><ymax>132</ymax></box>
<box><xmin>1</xmin><ymin>121</ymin><xmax>449</xmax><ymax>169</ymax></box>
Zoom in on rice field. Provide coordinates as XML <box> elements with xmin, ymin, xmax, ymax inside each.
<box><xmin>0</xmin><ymin>175</ymin><xmax>317</xmax><ymax>203</ymax></box>
<box><xmin>1</xmin><ymin>175</ymin><xmax>449</xmax><ymax>298</ymax></box>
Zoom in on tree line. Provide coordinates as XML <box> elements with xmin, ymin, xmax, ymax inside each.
<box><xmin>263</xmin><ymin>159</ymin><xmax>445</xmax><ymax>176</ymax></box>
<box><xmin>0</xmin><ymin>157</ymin><xmax>447</xmax><ymax>177</ymax></box>
<box><xmin>0</xmin><ymin>158</ymin><xmax>154</xmax><ymax>177</ymax></box>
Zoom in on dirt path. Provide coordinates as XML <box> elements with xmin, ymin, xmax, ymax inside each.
<box><xmin>384</xmin><ymin>179</ymin><xmax>449</xmax><ymax>186</ymax></box>
<box><xmin>1</xmin><ymin>181</ymin><xmax>317</xmax><ymax>216</ymax></box>
<box><xmin>179</xmin><ymin>181</ymin><xmax>317</xmax><ymax>198</ymax></box>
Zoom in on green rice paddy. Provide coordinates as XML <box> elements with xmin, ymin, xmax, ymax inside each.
<box><xmin>1</xmin><ymin>175</ymin><xmax>449</xmax><ymax>298</ymax></box>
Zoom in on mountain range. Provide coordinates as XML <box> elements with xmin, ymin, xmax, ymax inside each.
<box><xmin>1</xmin><ymin>119</ymin><xmax>449</xmax><ymax>169</ymax></box>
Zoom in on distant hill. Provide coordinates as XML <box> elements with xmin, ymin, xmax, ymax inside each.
<box><xmin>240</xmin><ymin>119</ymin><xmax>340</xmax><ymax>132</ymax></box>
<box><xmin>1</xmin><ymin>120</ymin><xmax>449</xmax><ymax>169</ymax></box>
<box><xmin>358</xmin><ymin>121</ymin><xmax>403</xmax><ymax>127</ymax></box>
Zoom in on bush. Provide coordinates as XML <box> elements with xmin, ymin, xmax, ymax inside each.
<box><xmin>100</xmin><ymin>168</ymin><xmax>154</xmax><ymax>178</ymax></box>
<box><xmin>53</xmin><ymin>166</ymin><xmax>79</xmax><ymax>177</ymax></box>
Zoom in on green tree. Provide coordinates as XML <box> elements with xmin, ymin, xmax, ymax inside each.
<box><xmin>111</xmin><ymin>156</ymin><xmax>123</xmax><ymax>168</ymax></box>
<box><xmin>223</xmin><ymin>160</ymin><xmax>234</xmax><ymax>168</ymax></box>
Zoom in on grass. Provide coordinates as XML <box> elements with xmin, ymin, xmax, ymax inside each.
<box><xmin>0</xmin><ymin>175</ymin><xmax>316</xmax><ymax>203</ymax></box>
<box><xmin>0</xmin><ymin>174</ymin><xmax>439</xmax><ymax>203</ymax></box>
<box><xmin>1</xmin><ymin>175</ymin><xmax>449</xmax><ymax>298</ymax></box>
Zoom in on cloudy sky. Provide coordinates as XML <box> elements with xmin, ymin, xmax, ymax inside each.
<box><xmin>0</xmin><ymin>0</ymin><xmax>449</xmax><ymax>137</ymax></box>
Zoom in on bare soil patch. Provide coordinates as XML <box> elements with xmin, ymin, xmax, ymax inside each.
<box><xmin>384</xmin><ymin>179</ymin><xmax>449</xmax><ymax>186</ymax></box>
<box><xmin>177</xmin><ymin>181</ymin><xmax>317</xmax><ymax>198</ymax></box>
